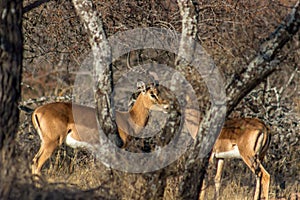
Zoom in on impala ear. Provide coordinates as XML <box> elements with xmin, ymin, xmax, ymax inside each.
<box><xmin>148</xmin><ymin>82</ymin><xmax>155</xmax><ymax>89</ymax></box>
<box><xmin>137</xmin><ymin>80</ymin><xmax>146</xmax><ymax>93</ymax></box>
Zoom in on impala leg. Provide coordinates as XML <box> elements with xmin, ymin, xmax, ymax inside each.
<box><xmin>199</xmin><ymin>174</ymin><xmax>208</xmax><ymax>200</ymax></box>
<box><xmin>253</xmin><ymin>156</ymin><xmax>262</xmax><ymax>200</ymax></box>
<box><xmin>260</xmin><ymin>164</ymin><xmax>270</xmax><ymax>200</ymax></box>
<box><xmin>241</xmin><ymin>155</ymin><xmax>261</xmax><ymax>200</ymax></box>
<box><xmin>32</xmin><ymin>144</ymin><xmax>44</xmax><ymax>174</ymax></box>
<box><xmin>117</xmin><ymin>129</ymin><xmax>129</xmax><ymax>148</ymax></box>
<box><xmin>199</xmin><ymin>154</ymin><xmax>214</xmax><ymax>200</ymax></box>
<box><xmin>254</xmin><ymin>161</ymin><xmax>270</xmax><ymax>200</ymax></box>
<box><xmin>254</xmin><ymin>173</ymin><xmax>261</xmax><ymax>200</ymax></box>
<box><xmin>214</xmin><ymin>158</ymin><xmax>224</xmax><ymax>200</ymax></box>
<box><xmin>240</xmin><ymin>155</ymin><xmax>270</xmax><ymax>200</ymax></box>
<box><xmin>32</xmin><ymin>142</ymin><xmax>58</xmax><ymax>174</ymax></box>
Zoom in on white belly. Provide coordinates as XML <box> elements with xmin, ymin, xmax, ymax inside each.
<box><xmin>215</xmin><ymin>145</ymin><xmax>242</xmax><ymax>159</ymax></box>
<box><xmin>66</xmin><ymin>132</ymin><xmax>93</xmax><ymax>150</ymax></box>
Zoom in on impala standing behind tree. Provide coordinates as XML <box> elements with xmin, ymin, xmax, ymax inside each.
<box><xmin>30</xmin><ymin>81</ymin><xmax>170</xmax><ymax>174</ymax></box>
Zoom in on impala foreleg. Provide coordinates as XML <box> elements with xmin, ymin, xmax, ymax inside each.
<box><xmin>199</xmin><ymin>174</ymin><xmax>208</xmax><ymax>200</ymax></box>
<box><xmin>214</xmin><ymin>158</ymin><xmax>224</xmax><ymax>200</ymax></box>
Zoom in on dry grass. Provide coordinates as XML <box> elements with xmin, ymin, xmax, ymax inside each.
<box><xmin>202</xmin><ymin>177</ymin><xmax>299</xmax><ymax>200</ymax></box>
<box><xmin>16</xmin><ymin>1</ymin><xmax>300</xmax><ymax>198</ymax></box>
<box><xmin>3</xmin><ymin>127</ymin><xmax>297</xmax><ymax>200</ymax></box>
<box><xmin>202</xmin><ymin>159</ymin><xmax>300</xmax><ymax>200</ymax></box>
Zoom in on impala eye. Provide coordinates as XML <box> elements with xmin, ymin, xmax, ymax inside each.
<box><xmin>150</xmin><ymin>92</ymin><xmax>157</xmax><ymax>99</ymax></box>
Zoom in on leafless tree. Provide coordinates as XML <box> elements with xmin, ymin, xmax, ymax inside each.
<box><xmin>175</xmin><ymin>1</ymin><xmax>299</xmax><ymax>199</ymax></box>
<box><xmin>17</xmin><ymin>0</ymin><xmax>299</xmax><ymax>199</ymax></box>
<box><xmin>71</xmin><ymin>0</ymin><xmax>300</xmax><ymax>199</ymax></box>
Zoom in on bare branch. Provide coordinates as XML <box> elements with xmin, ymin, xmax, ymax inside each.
<box><xmin>23</xmin><ymin>0</ymin><xmax>52</xmax><ymax>14</ymax></box>
<box><xmin>175</xmin><ymin>1</ymin><xmax>300</xmax><ymax>200</ymax></box>
<box><xmin>226</xmin><ymin>1</ymin><xmax>300</xmax><ymax>115</ymax></box>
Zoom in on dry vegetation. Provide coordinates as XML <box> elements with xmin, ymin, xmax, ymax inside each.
<box><xmin>3</xmin><ymin>0</ymin><xmax>299</xmax><ymax>199</ymax></box>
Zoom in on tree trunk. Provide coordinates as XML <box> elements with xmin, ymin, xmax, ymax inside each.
<box><xmin>72</xmin><ymin>0</ymin><xmax>116</xmax><ymax>142</ymax></box>
<box><xmin>175</xmin><ymin>1</ymin><xmax>300</xmax><ymax>200</ymax></box>
<box><xmin>72</xmin><ymin>1</ymin><xmax>300</xmax><ymax>199</ymax></box>
<box><xmin>174</xmin><ymin>1</ymin><xmax>210</xmax><ymax>199</ymax></box>
<box><xmin>0</xmin><ymin>0</ymin><xmax>23</xmax><ymax>150</ymax></box>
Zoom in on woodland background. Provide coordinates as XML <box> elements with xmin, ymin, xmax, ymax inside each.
<box><xmin>0</xmin><ymin>0</ymin><xmax>299</xmax><ymax>199</ymax></box>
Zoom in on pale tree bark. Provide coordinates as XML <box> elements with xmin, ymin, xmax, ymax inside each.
<box><xmin>174</xmin><ymin>1</ymin><xmax>210</xmax><ymax>199</ymax></box>
<box><xmin>0</xmin><ymin>0</ymin><xmax>23</xmax><ymax>150</ymax></box>
<box><xmin>175</xmin><ymin>0</ymin><xmax>198</xmax><ymax>68</ymax></box>
<box><xmin>72</xmin><ymin>0</ymin><xmax>116</xmax><ymax>137</ymax></box>
<box><xmin>175</xmin><ymin>1</ymin><xmax>300</xmax><ymax>200</ymax></box>
<box><xmin>150</xmin><ymin>1</ymin><xmax>200</xmax><ymax>195</ymax></box>
<box><xmin>72</xmin><ymin>1</ymin><xmax>299</xmax><ymax>199</ymax></box>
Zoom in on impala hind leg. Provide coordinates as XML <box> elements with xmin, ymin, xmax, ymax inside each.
<box><xmin>252</xmin><ymin>159</ymin><xmax>270</xmax><ymax>200</ymax></box>
<box><xmin>32</xmin><ymin>145</ymin><xmax>44</xmax><ymax>174</ymax></box>
<box><xmin>260</xmin><ymin>164</ymin><xmax>270</xmax><ymax>200</ymax></box>
<box><xmin>241</xmin><ymin>155</ymin><xmax>270</xmax><ymax>200</ymax></box>
<box><xmin>32</xmin><ymin>142</ymin><xmax>58</xmax><ymax>174</ymax></box>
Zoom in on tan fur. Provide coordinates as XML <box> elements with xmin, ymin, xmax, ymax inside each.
<box><xmin>199</xmin><ymin>118</ymin><xmax>271</xmax><ymax>200</ymax></box>
<box><xmin>31</xmin><ymin>84</ymin><xmax>169</xmax><ymax>174</ymax></box>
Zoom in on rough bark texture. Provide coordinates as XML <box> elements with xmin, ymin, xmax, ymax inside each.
<box><xmin>176</xmin><ymin>1</ymin><xmax>300</xmax><ymax>200</ymax></box>
<box><xmin>174</xmin><ymin>1</ymin><xmax>210</xmax><ymax>199</ymax></box>
<box><xmin>61</xmin><ymin>1</ymin><xmax>299</xmax><ymax>199</ymax></box>
<box><xmin>0</xmin><ymin>0</ymin><xmax>23</xmax><ymax>150</ymax></box>
<box><xmin>175</xmin><ymin>0</ymin><xmax>198</xmax><ymax>68</ymax></box>
<box><xmin>72</xmin><ymin>0</ymin><xmax>116</xmax><ymax>136</ymax></box>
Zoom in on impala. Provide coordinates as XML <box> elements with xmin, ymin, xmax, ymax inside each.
<box><xmin>199</xmin><ymin>118</ymin><xmax>271</xmax><ymax>200</ymax></box>
<box><xmin>30</xmin><ymin>81</ymin><xmax>169</xmax><ymax>174</ymax></box>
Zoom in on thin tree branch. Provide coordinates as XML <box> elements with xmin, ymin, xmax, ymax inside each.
<box><xmin>176</xmin><ymin>1</ymin><xmax>300</xmax><ymax>200</ymax></box>
<box><xmin>226</xmin><ymin>1</ymin><xmax>300</xmax><ymax>115</ymax></box>
<box><xmin>23</xmin><ymin>0</ymin><xmax>52</xmax><ymax>14</ymax></box>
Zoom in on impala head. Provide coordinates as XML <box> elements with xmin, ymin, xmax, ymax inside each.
<box><xmin>135</xmin><ymin>81</ymin><xmax>170</xmax><ymax>113</ymax></box>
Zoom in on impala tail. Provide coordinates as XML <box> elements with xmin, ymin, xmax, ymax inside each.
<box><xmin>19</xmin><ymin>105</ymin><xmax>35</xmax><ymax>114</ymax></box>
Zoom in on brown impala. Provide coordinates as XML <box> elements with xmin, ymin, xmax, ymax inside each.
<box><xmin>30</xmin><ymin>81</ymin><xmax>169</xmax><ymax>174</ymax></box>
<box><xmin>198</xmin><ymin>118</ymin><xmax>271</xmax><ymax>200</ymax></box>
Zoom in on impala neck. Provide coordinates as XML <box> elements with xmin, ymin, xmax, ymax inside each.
<box><xmin>129</xmin><ymin>94</ymin><xmax>149</xmax><ymax>127</ymax></box>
